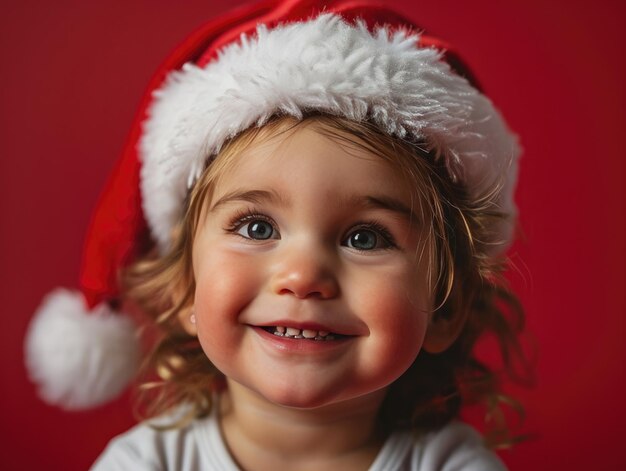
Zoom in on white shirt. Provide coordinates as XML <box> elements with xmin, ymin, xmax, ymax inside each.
<box><xmin>91</xmin><ymin>407</ymin><xmax>506</xmax><ymax>471</ymax></box>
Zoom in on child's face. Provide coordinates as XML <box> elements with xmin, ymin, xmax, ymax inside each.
<box><xmin>190</xmin><ymin>122</ymin><xmax>434</xmax><ymax>410</ymax></box>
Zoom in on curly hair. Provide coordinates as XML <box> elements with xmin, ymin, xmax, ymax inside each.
<box><xmin>123</xmin><ymin>114</ymin><xmax>530</xmax><ymax>443</ymax></box>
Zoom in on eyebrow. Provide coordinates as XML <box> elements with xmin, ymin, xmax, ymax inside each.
<box><xmin>350</xmin><ymin>195</ymin><xmax>422</xmax><ymax>224</ymax></box>
<box><xmin>208</xmin><ymin>189</ymin><xmax>421</xmax><ymax>223</ymax></box>
<box><xmin>208</xmin><ymin>189</ymin><xmax>287</xmax><ymax>212</ymax></box>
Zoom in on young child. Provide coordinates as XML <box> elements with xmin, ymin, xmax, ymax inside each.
<box><xmin>25</xmin><ymin>0</ymin><xmax>526</xmax><ymax>469</ymax></box>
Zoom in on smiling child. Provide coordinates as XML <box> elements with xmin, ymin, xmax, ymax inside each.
<box><xmin>25</xmin><ymin>1</ymin><xmax>526</xmax><ymax>469</ymax></box>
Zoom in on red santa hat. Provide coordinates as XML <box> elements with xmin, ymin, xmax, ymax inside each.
<box><xmin>25</xmin><ymin>0</ymin><xmax>520</xmax><ymax>410</ymax></box>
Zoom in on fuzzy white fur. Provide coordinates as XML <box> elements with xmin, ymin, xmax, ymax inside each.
<box><xmin>24</xmin><ymin>289</ymin><xmax>140</xmax><ymax>410</ymax></box>
<box><xmin>140</xmin><ymin>13</ymin><xmax>520</xmax><ymax>252</ymax></box>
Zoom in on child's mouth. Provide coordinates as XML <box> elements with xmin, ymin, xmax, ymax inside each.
<box><xmin>261</xmin><ymin>326</ymin><xmax>345</xmax><ymax>341</ymax></box>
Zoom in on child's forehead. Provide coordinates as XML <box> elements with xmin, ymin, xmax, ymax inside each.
<box><xmin>214</xmin><ymin>116</ymin><xmax>418</xmax><ymax>176</ymax></box>
<box><xmin>202</xmin><ymin>118</ymin><xmax>431</xmax><ymax>217</ymax></box>
<box><xmin>212</xmin><ymin>117</ymin><xmax>410</xmax><ymax>184</ymax></box>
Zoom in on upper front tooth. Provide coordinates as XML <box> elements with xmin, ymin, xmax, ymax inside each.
<box><xmin>302</xmin><ymin>329</ymin><xmax>317</xmax><ymax>339</ymax></box>
<box><xmin>286</xmin><ymin>327</ymin><xmax>301</xmax><ymax>336</ymax></box>
<box><xmin>275</xmin><ymin>326</ymin><xmax>286</xmax><ymax>334</ymax></box>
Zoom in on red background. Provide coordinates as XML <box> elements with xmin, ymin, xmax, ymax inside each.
<box><xmin>1</xmin><ymin>0</ymin><xmax>624</xmax><ymax>469</ymax></box>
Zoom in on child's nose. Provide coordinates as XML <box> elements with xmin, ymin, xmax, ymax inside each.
<box><xmin>269</xmin><ymin>243</ymin><xmax>340</xmax><ymax>300</ymax></box>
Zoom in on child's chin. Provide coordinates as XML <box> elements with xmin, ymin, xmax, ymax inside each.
<box><xmin>265</xmin><ymin>388</ymin><xmax>338</xmax><ymax>410</ymax></box>
<box><xmin>249</xmin><ymin>381</ymin><xmax>350</xmax><ymax>410</ymax></box>
<box><xmin>258</xmin><ymin>384</ymin><xmax>386</xmax><ymax>412</ymax></box>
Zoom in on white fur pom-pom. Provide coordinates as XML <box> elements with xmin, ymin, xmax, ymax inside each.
<box><xmin>25</xmin><ymin>288</ymin><xmax>140</xmax><ymax>410</ymax></box>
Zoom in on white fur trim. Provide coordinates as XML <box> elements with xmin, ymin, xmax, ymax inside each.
<box><xmin>24</xmin><ymin>289</ymin><xmax>140</xmax><ymax>410</ymax></box>
<box><xmin>140</xmin><ymin>13</ymin><xmax>520</xmax><ymax>252</ymax></box>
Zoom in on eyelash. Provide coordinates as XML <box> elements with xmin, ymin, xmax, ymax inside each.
<box><xmin>225</xmin><ymin>209</ymin><xmax>278</xmax><ymax>236</ymax></box>
<box><xmin>224</xmin><ymin>209</ymin><xmax>398</xmax><ymax>250</ymax></box>
<box><xmin>345</xmin><ymin>221</ymin><xmax>398</xmax><ymax>251</ymax></box>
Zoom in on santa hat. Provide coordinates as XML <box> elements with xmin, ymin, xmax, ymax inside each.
<box><xmin>24</xmin><ymin>0</ymin><xmax>520</xmax><ymax>410</ymax></box>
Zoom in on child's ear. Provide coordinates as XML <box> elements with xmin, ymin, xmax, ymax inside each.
<box><xmin>179</xmin><ymin>307</ymin><xmax>197</xmax><ymax>336</ymax></box>
<box><xmin>422</xmin><ymin>304</ymin><xmax>468</xmax><ymax>354</ymax></box>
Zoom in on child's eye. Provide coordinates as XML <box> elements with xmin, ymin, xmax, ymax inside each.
<box><xmin>238</xmin><ymin>220</ymin><xmax>277</xmax><ymax>240</ymax></box>
<box><xmin>343</xmin><ymin>224</ymin><xmax>396</xmax><ymax>251</ymax></box>
<box><xmin>227</xmin><ymin>212</ymin><xmax>280</xmax><ymax>241</ymax></box>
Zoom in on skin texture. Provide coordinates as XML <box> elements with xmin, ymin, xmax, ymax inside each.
<box><xmin>185</xmin><ymin>123</ymin><xmax>448</xmax><ymax>469</ymax></box>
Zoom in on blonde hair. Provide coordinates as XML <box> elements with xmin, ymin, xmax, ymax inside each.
<box><xmin>124</xmin><ymin>114</ymin><xmax>531</xmax><ymax>443</ymax></box>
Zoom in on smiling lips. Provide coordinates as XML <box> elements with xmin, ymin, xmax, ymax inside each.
<box><xmin>261</xmin><ymin>326</ymin><xmax>345</xmax><ymax>341</ymax></box>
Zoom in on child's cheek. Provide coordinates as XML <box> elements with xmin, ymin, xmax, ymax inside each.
<box><xmin>192</xmin><ymin>249</ymin><xmax>260</xmax><ymax>368</ymax></box>
<box><xmin>347</xmin><ymin>272</ymin><xmax>431</xmax><ymax>391</ymax></box>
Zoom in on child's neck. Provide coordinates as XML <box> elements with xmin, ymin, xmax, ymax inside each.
<box><xmin>219</xmin><ymin>380</ymin><xmax>387</xmax><ymax>471</ymax></box>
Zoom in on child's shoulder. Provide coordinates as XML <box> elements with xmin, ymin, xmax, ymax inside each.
<box><xmin>89</xmin><ymin>406</ymin><xmax>238</xmax><ymax>471</ymax></box>
<box><xmin>372</xmin><ymin>422</ymin><xmax>506</xmax><ymax>471</ymax></box>
<box><xmin>92</xmin><ymin>415</ymin><xmax>505</xmax><ymax>471</ymax></box>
